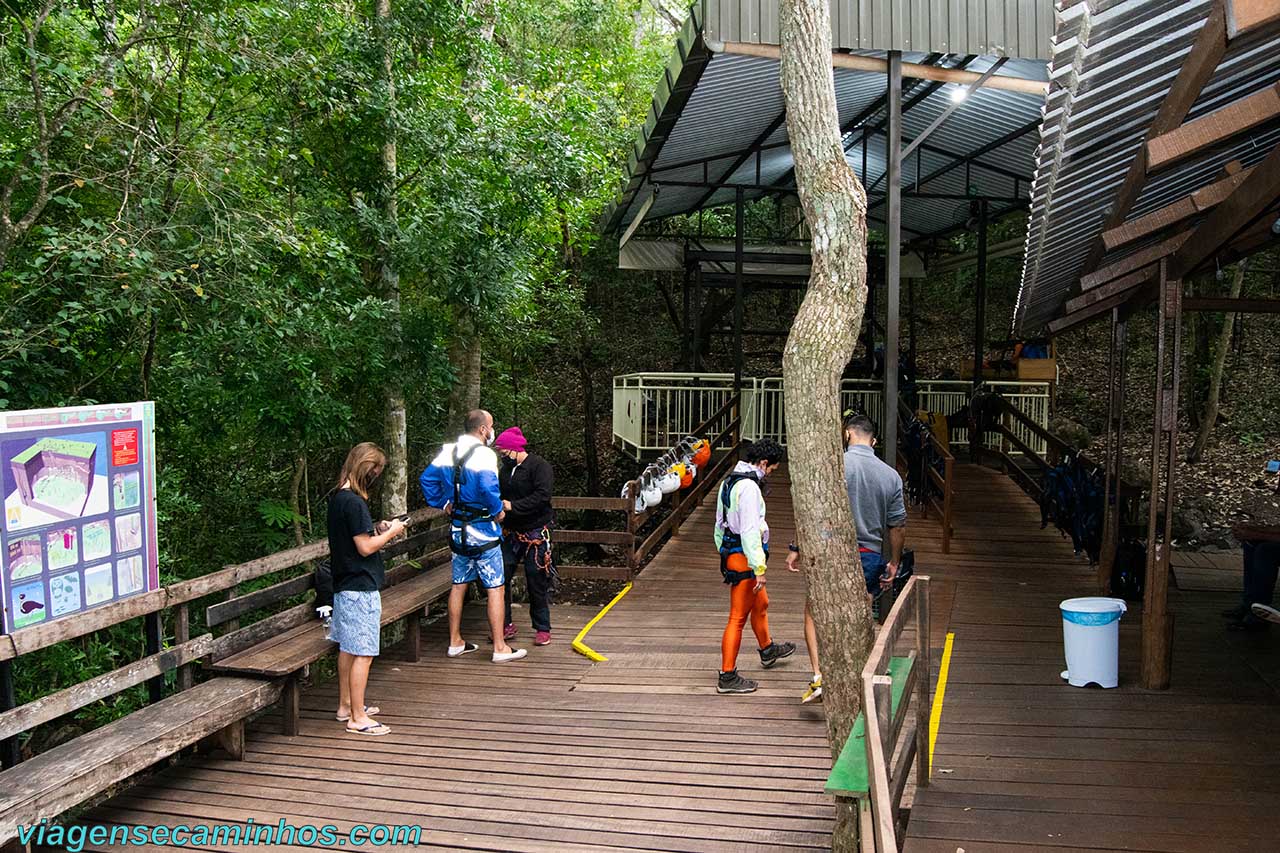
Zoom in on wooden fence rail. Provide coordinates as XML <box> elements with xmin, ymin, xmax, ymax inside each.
<box><xmin>896</xmin><ymin>398</ymin><xmax>955</xmax><ymax>553</ymax></box>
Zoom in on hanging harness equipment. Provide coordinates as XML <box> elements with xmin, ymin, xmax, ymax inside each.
<box><xmin>507</xmin><ymin>524</ymin><xmax>561</xmax><ymax>598</ymax></box>
<box><xmin>718</xmin><ymin>471</ymin><xmax>768</xmax><ymax>585</ymax></box>
<box><xmin>449</xmin><ymin>445</ymin><xmax>501</xmax><ymax>557</ymax></box>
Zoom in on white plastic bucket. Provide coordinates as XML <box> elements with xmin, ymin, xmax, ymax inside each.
<box><xmin>1059</xmin><ymin>597</ymin><xmax>1127</xmax><ymax>688</ymax></box>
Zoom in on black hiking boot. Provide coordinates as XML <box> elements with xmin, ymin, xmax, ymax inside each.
<box><xmin>717</xmin><ymin>670</ymin><xmax>758</xmax><ymax>694</ymax></box>
<box><xmin>759</xmin><ymin>641</ymin><xmax>796</xmax><ymax>669</ymax></box>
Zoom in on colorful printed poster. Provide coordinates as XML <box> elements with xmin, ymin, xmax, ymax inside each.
<box><xmin>0</xmin><ymin>403</ymin><xmax>157</xmax><ymax>634</ymax></box>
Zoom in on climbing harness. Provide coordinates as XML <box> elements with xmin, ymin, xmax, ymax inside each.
<box><xmin>507</xmin><ymin>524</ymin><xmax>560</xmax><ymax>598</ymax></box>
<box><xmin>717</xmin><ymin>470</ymin><xmax>768</xmax><ymax>584</ymax></box>
<box><xmin>449</xmin><ymin>444</ymin><xmax>501</xmax><ymax>557</ymax></box>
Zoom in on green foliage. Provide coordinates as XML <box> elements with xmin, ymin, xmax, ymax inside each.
<box><xmin>1</xmin><ymin>0</ymin><xmax>671</xmax><ymax>750</ymax></box>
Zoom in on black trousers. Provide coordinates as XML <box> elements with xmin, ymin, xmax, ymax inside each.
<box><xmin>503</xmin><ymin>534</ymin><xmax>552</xmax><ymax>632</ymax></box>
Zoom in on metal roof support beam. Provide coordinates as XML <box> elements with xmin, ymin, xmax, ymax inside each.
<box><xmin>866</xmin><ymin>118</ymin><xmax>1040</xmax><ymax>205</ymax></box>
<box><xmin>899</xmin><ymin>58</ymin><xmax>1008</xmax><ymax>162</ymax></box>
<box><xmin>690</xmin><ymin>107</ymin><xmax>791</xmax><ymax>211</ymax></box>
<box><xmin>771</xmin><ymin>53</ymin><xmax>954</xmax><ymax>189</ymax></box>
<box><xmin>1168</xmin><ymin>140</ymin><xmax>1280</xmax><ymax>279</ymax></box>
<box><xmin>1101</xmin><ymin>162</ymin><xmax>1255</xmax><ymax>251</ymax></box>
<box><xmin>712</xmin><ymin>42</ymin><xmax>1048</xmax><ymax>96</ymax></box>
<box><xmin>1079</xmin><ymin>2</ymin><xmax>1230</xmax><ymax>277</ymax></box>
<box><xmin>1146</xmin><ymin>82</ymin><xmax>1280</xmax><ymax>172</ymax></box>
<box><xmin>905</xmin><ymin>201</ymin><xmax>1028</xmax><ymax>245</ymax></box>
<box><xmin>884</xmin><ymin>50</ymin><xmax>902</xmax><ymax>464</ymax></box>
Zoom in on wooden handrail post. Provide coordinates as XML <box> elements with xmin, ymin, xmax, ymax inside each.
<box><xmin>175</xmin><ymin>604</ymin><xmax>194</xmax><ymax>692</ymax></box>
<box><xmin>942</xmin><ymin>458</ymin><xmax>954</xmax><ymax>555</ymax></box>
<box><xmin>914</xmin><ymin>577</ymin><xmax>932</xmax><ymax>788</ymax></box>
<box><xmin>624</xmin><ymin>480</ymin><xmax>639</xmax><ymax>577</ymax></box>
<box><xmin>868</xmin><ymin>675</ymin><xmax>896</xmax><ymax>851</ymax></box>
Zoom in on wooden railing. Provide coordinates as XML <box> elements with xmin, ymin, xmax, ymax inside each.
<box><xmin>896</xmin><ymin>398</ymin><xmax>955</xmax><ymax>553</ymax></box>
<box><xmin>972</xmin><ymin>392</ymin><xmax>1143</xmax><ymax>591</ymax></box>
<box><xmin>0</xmin><ymin>504</ymin><xmax>452</xmax><ymax>765</ymax></box>
<box><xmin>625</xmin><ymin>392</ymin><xmax>743</xmax><ymax>568</ymax></box>
<box><xmin>862</xmin><ymin>575</ymin><xmax>932</xmax><ymax>851</ymax></box>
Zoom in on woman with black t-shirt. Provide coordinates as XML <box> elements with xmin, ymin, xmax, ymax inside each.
<box><xmin>328</xmin><ymin>442</ymin><xmax>404</xmax><ymax>736</ymax></box>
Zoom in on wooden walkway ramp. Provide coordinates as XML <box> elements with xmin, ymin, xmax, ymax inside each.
<box><xmin>82</xmin><ymin>469</ymin><xmax>832</xmax><ymax>853</ymax></box>
<box><xmin>77</xmin><ymin>463</ymin><xmax>1278</xmax><ymax>851</ymax></box>
<box><xmin>904</xmin><ymin>463</ymin><xmax>1280</xmax><ymax>853</ymax></box>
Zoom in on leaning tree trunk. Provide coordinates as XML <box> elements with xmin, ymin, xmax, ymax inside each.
<box><xmin>779</xmin><ymin>1</ymin><xmax>875</xmax><ymax>850</ymax></box>
<box><xmin>1188</xmin><ymin>260</ymin><xmax>1247</xmax><ymax>463</ymax></box>
<box><xmin>374</xmin><ymin>0</ymin><xmax>407</xmax><ymax>515</ymax></box>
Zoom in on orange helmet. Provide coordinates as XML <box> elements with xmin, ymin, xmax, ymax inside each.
<box><xmin>690</xmin><ymin>439</ymin><xmax>711</xmax><ymax>468</ymax></box>
<box><xmin>674</xmin><ymin>462</ymin><xmax>694</xmax><ymax>489</ymax></box>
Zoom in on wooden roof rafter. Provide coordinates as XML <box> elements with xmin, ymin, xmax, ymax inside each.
<box><xmin>1049</xmin><ymin>200</ymin><xmax>1280</xmax><ymax>334</ymax></box>
<box><xmin>1050</xmin><ymin>1</ymin><xmax>1280</xmax><ymax>333</ymax></box>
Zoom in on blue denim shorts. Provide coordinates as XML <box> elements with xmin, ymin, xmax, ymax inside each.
<box><xmin>332</xmin><ymin>590</ymin><xmax>382</xmax><ymax>657</ymax></box>
<box><xmin>452</xmin><ymin>548</ymin><xmax>505</xmax><ymax>589</ymax></box>
<box><xmin>860</xmin><ymin>549</ymin><xmax>886</xmax><ymax>595</ymax></box>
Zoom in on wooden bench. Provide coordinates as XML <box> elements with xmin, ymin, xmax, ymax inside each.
<box><xmin>824</xmin><ymin>656</ymin><xmax>917</xmax><ymax>852</ymax></box>
<box><xmin>210</xmin><ymin>566</ymin><xmax>454</xmax><ymax>734</ymax></box>
<box><xmin>0</xmin><ymin>676</ymin><xmax>280</xmax><ymax>845</ymax></box>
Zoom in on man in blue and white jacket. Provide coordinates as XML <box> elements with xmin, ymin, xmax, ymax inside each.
<box><xmin>420</xmin><ymin>410</ymin><xmax>527</xmax><ymax>663</ymax></box>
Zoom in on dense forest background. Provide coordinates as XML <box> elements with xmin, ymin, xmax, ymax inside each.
<box><xmin>3</xmin><ymin>0</ymin><xmax>1277</xmax><ymax>749</ymax></box>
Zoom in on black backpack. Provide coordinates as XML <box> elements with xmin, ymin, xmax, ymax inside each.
<box><xmin>314</xmin><ymin>558</ymin><xmax>334</xmax><ymax>613</ymax></box>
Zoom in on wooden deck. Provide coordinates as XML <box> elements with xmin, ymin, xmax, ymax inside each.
<box><xmin>904</xmin><ymin>464</ymin><xmax>1280</xmax><ymax>853</ymax></box>
<box><xmin>76</xmin><ymin>463</ymin><xmax>1278</xmax><ymax>851</ymax></box>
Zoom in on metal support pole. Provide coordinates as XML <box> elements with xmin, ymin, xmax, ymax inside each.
<box><xmin>972</xmin><ymin>200</ymin><xmax>989</xmax><ymax>390</ymax></box>
<box><xmin>145</xmin><ymin>611</ymin><xmax>163</xmax><ymax>703</ymax></box>
<box><xmin>681</xmin><ymin>263</ymin><xmax>692</xmax><ymax>370</ymax></box>
<box><xmin>1142</xmin><ymin>260</ymin><xmax>1180</xmax><ymax>690</ymax></box>
<box><xmin>865</xmin><ymin>273</ymin><xmax>877</xmax><ymax>376</ymax></box>
<box><xmin>693</xmin><ymin>266</ymin><xmax>704</xmax><ymax>372</ymax></box>
<box><xmin>907</xmin><ymin>276</ymin><xmax>918</xmax><ymax>406</ymax></box>
<box><xmin>0</xmin><ymin>660</ymin><xmax>19</xmax><ymax>768</ymax></box>
<box><xmin>733</xmin><ymin>186</ymin><xmax>745</xmax><ymax>392</ymax></box>
<box><xmin>884</xmin><ymin>50</ymin><xmax>903</xmax><ymax>463</ymax></box>
<box><xmin>969</xmin><ymin>200</ymin><xmax>989</xmax><ymax>461</ymax></box>
<box><xmin>733</xmin><ymin>186</ymin><xmax>745</xmax><ymax>443</ymax></box>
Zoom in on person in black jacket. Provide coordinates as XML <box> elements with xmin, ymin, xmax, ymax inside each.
<box><xmin>494</xmin><ymin>427</ymin><xmax>558</xmax><ymax>645</ymax></box>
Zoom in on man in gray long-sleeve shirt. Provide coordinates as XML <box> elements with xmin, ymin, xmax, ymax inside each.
<box><xmin>843</xmin><ymin>413</ymin><xmax>908</xmax><ymax>594</ymax></box>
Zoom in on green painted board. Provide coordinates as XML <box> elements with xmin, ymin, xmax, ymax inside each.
<box><xmin>824</xmin><ymin>655</ymin><xmax>916</xmax><ymax>797</ymax></box>
<box><xmin>12</xmin><ymin>437</ymin><xmax>97</xmax><ymax>464</ymax></box>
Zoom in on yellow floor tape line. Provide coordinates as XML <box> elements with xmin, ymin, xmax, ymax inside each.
<box><xmin>928</xmin><ymin>631</ymin><xmax>955</xmax><ymax>773</ymax></box>
<box><xmin>572</xmin><ymin>582</ymin><xmax>633</xmax><ymax>662</ymax></box>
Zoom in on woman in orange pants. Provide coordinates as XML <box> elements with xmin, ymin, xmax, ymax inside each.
<box><xmin>714</xmin><ymin>440</ymin><xmax>795</xmax><ymax>693</ymax></box>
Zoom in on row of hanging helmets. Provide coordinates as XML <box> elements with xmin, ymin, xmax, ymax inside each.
<box><xmin>623</xmin><ymin>437</ymin><xmax>713</xmax><ymax>512</ymax></box>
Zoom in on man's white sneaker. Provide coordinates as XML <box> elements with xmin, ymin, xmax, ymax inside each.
<box><xmin>493</xmin><ymin>648</ymin><xmax>528</xmax><ymax>663</ymax></box>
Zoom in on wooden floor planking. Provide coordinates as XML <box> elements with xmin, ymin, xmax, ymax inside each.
<box><xmin>904</xmin><ymin>463</ymin><xmax>1280</xmax><ymax>853</ymax></box>
<box><xmin>74</xmin><ymin>462</ymin><xmax>1277</xmax><ymax>851</ymax></box>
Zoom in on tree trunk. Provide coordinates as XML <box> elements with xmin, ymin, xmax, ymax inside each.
<box><xmin>290</xmin><ymin>453</ymin><xmax>307</xmax><ymax>547</ymax></box>
<box><xmin>778</xmin><ymin>2</ymin><xmax>874</xmax><ymax>850</ymax></box>
<box><xmin>374</xmin><ymin>0</ymin><xmax>407</xmax><ymax>515</ymax></box>
<box><xmin>445</xmin><ymin>316</ymin><xmax>483</xmax><ymax>436</ymax></box>
<box><xmin>1188</xmin><ymin>260</ymin><xmax>1246</xmax><ymax>464</ymax></box>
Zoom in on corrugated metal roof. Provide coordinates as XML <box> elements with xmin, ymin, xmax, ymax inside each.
<box><xmin>701</xmin><ymin>0</ymin><xmax>1055</xmax><ymax>59</ymax></box>
<box><xmin>1014</xmin><ymin>0</ymin><xmax>1280</xmax><ymax>333</ymax></box>
<box><xmin>604</xmin><ymin>45</ymin><xmax>1050</xmax><ymax>240</ymax></box>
